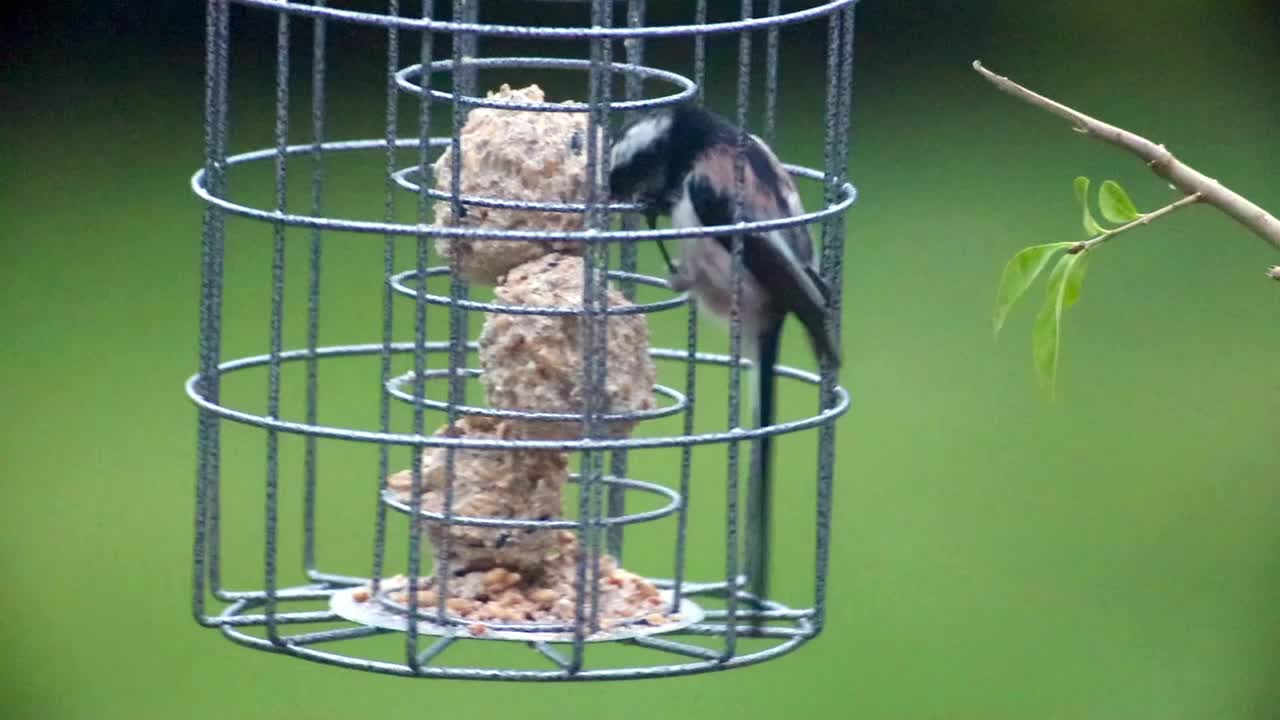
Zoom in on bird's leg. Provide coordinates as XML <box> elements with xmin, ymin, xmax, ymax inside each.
<box><xmin>644</xmin><ymin>209</ymin><xmax>683</xmax><ymax>285</ymax></box>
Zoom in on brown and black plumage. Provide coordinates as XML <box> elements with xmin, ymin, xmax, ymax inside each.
<box><xmin>610</xmin><ymin>103</ymin><xmax>841</xmax><ymax>616</ymax></box>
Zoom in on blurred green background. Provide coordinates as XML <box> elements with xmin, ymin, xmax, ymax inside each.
<box><xmin>4</xmin><ymin>1</ymin><xmax>1279</xmax><ymax>718</ymax></box>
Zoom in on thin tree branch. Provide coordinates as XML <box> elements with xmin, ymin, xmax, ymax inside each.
<box><xmin>973</xmin><ymin>61</ymin><xmax>1280</xmax><ymax>254</ymax></box>
<box><xmin>1067</xmin><ymin>192</ymin><xmax>1203</xmax><ymax>255</ymax></box>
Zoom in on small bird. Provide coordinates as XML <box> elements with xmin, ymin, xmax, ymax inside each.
<box><xmin>609</xmin><ymin>102</ymin><xmax>841</xmax><ymax>619</ymax></box>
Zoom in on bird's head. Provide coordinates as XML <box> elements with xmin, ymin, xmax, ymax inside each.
<box><xmin>609</xmin><ymin>110</ymin><xmax>676</xmax><ymax>227</ymax></box>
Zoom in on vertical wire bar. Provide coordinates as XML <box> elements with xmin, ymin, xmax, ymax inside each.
<box><xmin>588</xmin><ymin>0</ymin><xmax>614</xmax><ymax>634</ymax></box>
<box><xmin>671</xmin><ymin>0</ymin><xmax>704</xmax><ymax>612</ymax></box>
<box><xmin>371</xmin><ymin>0</ymin><xmax>401</xmax><ymax>600</ymax></box>
<box><xmin>264</xmin><ymin>3</ymin><xmax>292</xmax><ymax>644</ymax></box>
<box><xmin>302</xmin><ymin>0</ymin><xmax>327</xmax><ymax>580</ymax></box>
<box><xmin>194</xmin><ymin>0</ymin><xmax>230</xmax><ymax>620</ymax></box>
<box><xmin>838</xmin><ymin>5</ymin><xmax>855</xmax><ymax>183</ymax></box>
<box><xmin>742</xmin><ymin>0</ymin><xmax>784</xmax><ymax>613</ymax></box>
<box><xmin>406</xmin><ymin>0</ymin><xmax>435</xmax><ymax>671</ymax></box>
<box><xmin>813</xmin><ymin>4</ymin><xmax>854</xmax><ymax>633</ymax></box>
<box><xmin>616</xmin><ymin>0</ymin><xmax>644</xmax><ymax>303</ymax></box>
<box><xmin>205</xmin><ymin>0</ymin><xmax>231</xmax><ymax>600</ymax></box>
<box><xmin>571</xmin><ymin>0</ymin><xmax>610</xmax><ymax>669</ymax></box>
<box><xmin>763</xmin><ymin>0</ymin><xmax>781</xmax><ymax>145</ymax></box>
<box><xmin>434</xmin><ymin>0</ymin><xmax>471</xmax><ymax>638</ymax></box>
<box><xmin>606</xmin><ymin>0</ymin><xmax>647</xmax><ymax>563</ymax></box>
<box><xmin>813</xmin><ymin>6</ymin><xmax>840</xmax><ymax>632</ymax></box>
<box><xmin>693</xmin><ymin>0</ymin><xmax>707</xmax><ymax>101</ymax></box>
<box><xmin>721</xmin><ymin>0</ymin><xmax>753</xmax><ymax>659</ymax></box>
<box><xmin>457</xmin><ymin>0</ymin><xmax>479</xmax><ymax>98</ymax></box>
<box><xmin>669</xmin><ymin>296</ymin><xmax>698</xmax><ymax>612</ymax></box>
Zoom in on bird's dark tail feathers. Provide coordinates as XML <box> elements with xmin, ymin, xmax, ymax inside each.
<box><xmin>747</xmin><ymin>319</ymin><xmax>783</xmax><ymax>632</ymax></box>
<box><xmin>796</xmin><ymin>265</ymin><xmax>841</xmax><ymax>369</ymax></box>
<box><xmin>799</xmin><ymin>310</ymin><xmax>841</xmax><ymax>371</ymax></box>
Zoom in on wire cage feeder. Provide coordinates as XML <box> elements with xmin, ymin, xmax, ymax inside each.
<box><xmin>189</xmin><ymin>0</ymin><xmax>858</xmax><ymax>680</ymax></box>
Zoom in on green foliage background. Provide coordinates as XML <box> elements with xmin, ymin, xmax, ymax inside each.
<box><xmin>3</xmin><ymin>1</ymin><xmax>1278</xmax><ymax>718</ymax></box>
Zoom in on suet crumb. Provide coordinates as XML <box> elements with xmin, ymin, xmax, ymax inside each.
<box><xmin>362</xmin><ymin>533</ymin><xmax>670</xmax><ymax>630</ymax></box>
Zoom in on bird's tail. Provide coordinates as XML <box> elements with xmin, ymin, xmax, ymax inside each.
<box><xmin>801</xmin><ymin>316</ymin><xmax>841</xmax><ymax>371</ymax></box>
<box><xmin>746</xmin><ymin>320</ymin><xmax>783</xmax><ymax>631</ymax></box>
<box><xmin>796</xmin><ymin>266</ymin><xmax>841</xmax><ymax>369</ymax></box>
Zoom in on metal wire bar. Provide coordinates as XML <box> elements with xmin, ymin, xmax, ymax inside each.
<box><xmin>839</xmin><ymin>5</ymin><xmax>855</xmax><ymax>179</ymax></box>
<box><xmin>214</xmin><ymin>586</ymin><xmax>339</xmax><ymax>602</ymax></box>
<box><xmin>194</xmin><ymin>0</ymin><xmax>231</xmax><ymax>620</ymax></box>
<box><xmin>227</xmin><ymin>0</ymin><xmax>858</xmax><ymax>40</ymax></box>
<box><xmin>416</xmin><ymin>633</ymin><xmax>458</xmax><ymax>666</ymax></box>
<box><xmin>263</xmin><ymin>3</ymin><xmax>292</xmax><ymax>645</ymax></box>
<box><xmin>192</xmin><ymin>141</ymin><xmax>857</xmax><ymax>241</ymax></box>
<box><xmin>284</xmin><ymin>625</ymin><xmax>390</xmax><ymax>646</ymax></box>
<box><xmin>533</xmin><ymin>642</ymin><xmax>572</xmax><ymax>671</ymax></box>
<box><xmin>763</xmin><ymin>0</ymin><xmax>781</xmax><ymax>145</ymax></box>
<box><xmin>606</xmin><ymin>0</ymin><xmax>646</xmax><ymax>563</ymax></box>
<box><xmin>395</xmin><ymin>57</ymin><xmax>696</xmax><ymax>113</ymax></box>
<box><xmin>188</xmin><ymin>344</ymin><xmax>852</xmax><ymax>450</ymax></box>
<box><xmin>387</xmin><ymin>267</ymin><xmax>685</xmax><ymax>316</ymax></box>
<box><xmin>384</xmin><ymin>368</ymin><xmax>686</xmax><ymax>422</ymax></box>
<box><xmin>405</xmin><ymin>0</ymin><xmax>435</xmax><ymax>672</ymax></box>
<box><xmin>207</xmin><ymin>0</ymin><xmax>233</xmax><ymax>604</ymax></box>
<box><xmin>627</xmin><ymin>636</ymin><xmax>721</xmax><ymax>660</ymax></box>
<box><xmin>210</xmin><ymin>581</ymin><xmax>819</xmax><ymax>678</ymax></box>
<box><xmin>390</xmin><ymin>163</ymin><xmax>643</xmax><ymax>213</ymax></box>
<box><xmin>456</xmin><ymin>0</ymin><xmax>480</xmax><ymax>97</ymax></box>
<box><xmin>812</xmin><ymin>3</ymin><xmax>855</xmax><ymax>632</ymax></box>
<box><xmin>588</xmin><ymin>0</ymin><xmax>615</xmax><ymax>637</ymax></box>
<box><xmin>692</xmin><ymin>0</ymin><xmax>707</xmax><ymax>98</ymax></box>
<box><xmin>384</xmin><ymin>473</ymin><xmax>680</xmax><ymax>528</ymax></box>
<box><xmin>370</xmin><ymin>0</ymin><xmax>400</xmax><ymax>602</ymax></box>
<box><xmin>812</xmin><ymin>2</ymin><xmax>843</xmax><ymax>636</ymax></box>
<box><xmin>718</xmin><ymin>0</ymin><xmax>755</xmax><ymax>661</ymax></box>
<box><xmin>195</xmin><ymin>177</ymin><xmax>852</xmax><ymax>239</ymax></box>
<box><xmin>435</xmin><ymin>0</ymin><xmax>472</xmax><ymax>650</ymax></box>
<box><xmin>570</xmin><ymin>0</ymin><xmax>612</xmax><ymax>669</ymax></box>
<box><xmin>222</xmin><ymin>627</ymin><xmax>812</xmax><ymax>680</ymax></box>
<box><xmin>668</xmin><ymin>294</ymin><xmax>698</xmax><ymax>611</ymax></box>
<box><xmin>214</xmin><ymin>611</ymin><xmax>343</xmax><ymax>627</ymax></box>
<box><xmin>671</xmin><ymin>0</ymin><xmax>706</xmax><ymax>611</ymax></box>
<box><xmin>303</xmin><ymin>0</ymin><xmax>327</xmax><ymax>580</ymax></box>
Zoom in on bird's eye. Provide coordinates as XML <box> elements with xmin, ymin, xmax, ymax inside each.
<box><xmin>570</xmin><ymin>130</ymin><xmax>583</xmax><ymax>156</ymax></box>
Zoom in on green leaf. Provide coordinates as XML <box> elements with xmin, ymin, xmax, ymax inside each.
<box><xmin>1098</xmin><ymin>180</ymin><xmax>1142</xmax><ymax>223</ymax></box>
<box><xmin>993</xmin><ymin>242</ymin><xmax>1075</xmax><ymax>336</ymax></box>
<box><xmin>1074</xmin><ymin>176</ymin><xmax>1105</xmax><ymax>236</ymax></box>
<box><xmin>1033</xmin><ymin>251</ymin><xmax>1091</xmax><ymax>398</ymax></box>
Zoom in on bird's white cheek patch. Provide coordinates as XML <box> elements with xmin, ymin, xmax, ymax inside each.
<box><xmin>671</xmin><ymin>192</ymin><xmax>699</xmax><ymax>232</ymax></box>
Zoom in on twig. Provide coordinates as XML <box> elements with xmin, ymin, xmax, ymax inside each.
<box><xmin>1067</xmin><ymin>192</ymin><xmax>1202</xmax><ymax>254</ymax></box>
<box><xmin>973</xmin><ymin>61</ymin><xmax>1280</xmax><ymax>254</ymax></box>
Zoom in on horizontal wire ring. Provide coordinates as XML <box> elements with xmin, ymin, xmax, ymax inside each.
<box><xmin>185</xmin><ymin>342</ymin><xmax>851</xmax><ymax>451</ymax></box>
<box><xmin>388</xmin><ymin>267</ymin><xmax>687</xmax><ymax>317</ymax></box>
<box><xmin>215</xmin><ymin>586</ymin><xmax>814</xmax><ymax>676</ymax></box>
<box><xmin>384</xmin><ymin>366</ymin><xmax>687</xmax><ymax>423</ymax></box>
<box><xmin>395</xmin><ymin>57</ymin><xmax>697</xmax><ymax>113</ymax></box>
<box><xmin>390</xmin><ymin>165</ymin><xmax>641</xmax><ymax>214</ymax></box>
<box><xmin>382</xmin><ymin>473</ymin><xmax>680</xmax><ymax>530</ymax></box>
<box><xmin>229</xmin><ymin>0</ymin><xmax>860</xmax><ymax>40</ymax></box>
<box><xmin>191</xmin><ymin>138</ymin><xmax>858</xmax><ymax>242</ymax></box>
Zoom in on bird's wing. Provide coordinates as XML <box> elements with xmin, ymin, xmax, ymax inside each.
<box><xmin>684</xmin><ymin>146</ymin><xmax>829</xmax><ymax>324</ymax></box>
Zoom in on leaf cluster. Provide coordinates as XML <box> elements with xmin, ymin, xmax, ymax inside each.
<box><xmin>993</xmin><ymin>178</ymin><xmax>1142</xmax><ymax>397</ymax></box>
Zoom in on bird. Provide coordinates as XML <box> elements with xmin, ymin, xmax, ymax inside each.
<box><xmin>608</xmin><ymin>102</ymin><xmax>841</xmax><ymax>624</ymax></box>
